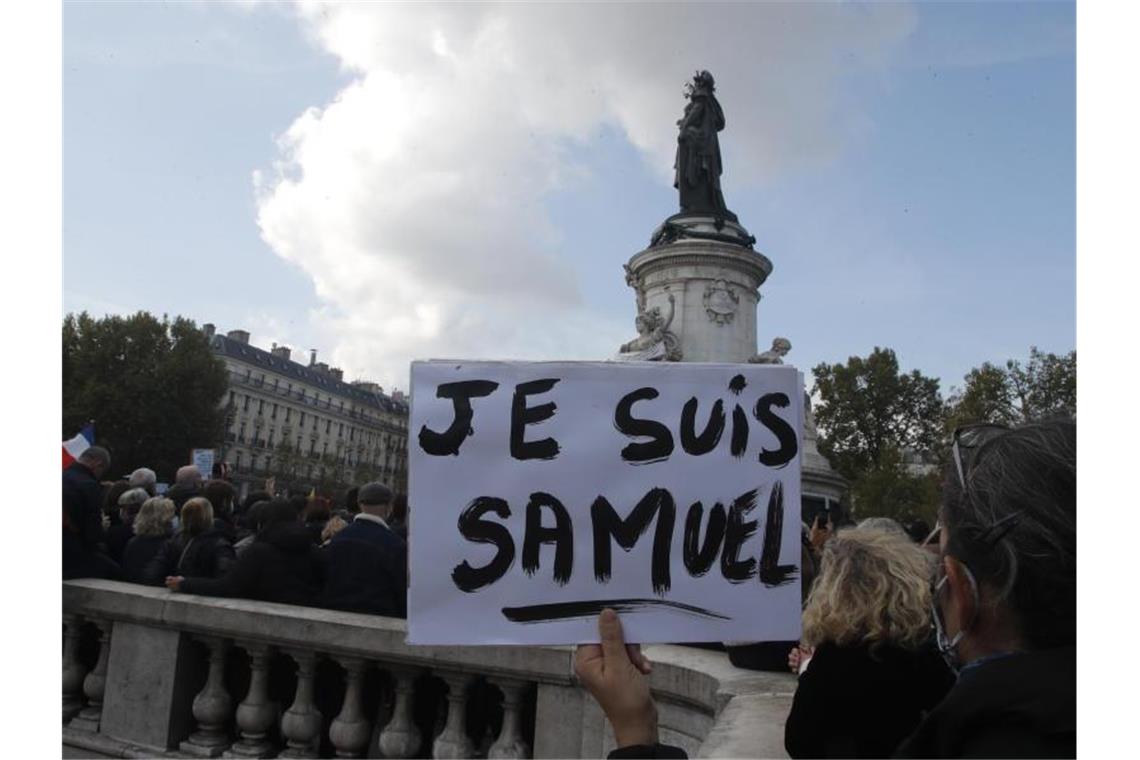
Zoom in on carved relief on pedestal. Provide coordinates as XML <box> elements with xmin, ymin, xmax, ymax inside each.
<box><xmin>703</xmin><ymin>278</ymin><xmax>739</xmax><ymax>325</ymax></box>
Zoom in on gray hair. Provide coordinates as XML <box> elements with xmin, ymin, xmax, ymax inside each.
<box><xmin>134</xmin><ymin>497</ymin><xmax>176</xmax><ymax>537</ymax></box>
<box><xmin>942</xmin><ymin>417</ymin><xmax>1076</xmax><ymax>649</ymax></box>
<box><xmin>118</xmin><ymin>487</ymin><xmax>149</xmax><ymax>508</ymax></box>
<box><xmin>175</xmin><ymin>465</ymin><xmax>203</xmax><ymax>486</ymax></box>
<box><xmin>128</xmin><ymin>467</ymin><xmax>157</xmax><ymax>494</ymax></box>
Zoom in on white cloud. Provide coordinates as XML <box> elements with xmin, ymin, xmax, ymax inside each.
<box><xmin>255</xmin><ymin>1</ymin><xmax>916</xmax><ymax>390</ymax></box>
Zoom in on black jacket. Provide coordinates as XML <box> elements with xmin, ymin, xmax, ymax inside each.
<box><xmin>892</xmin><ymin>646</ymin><xmax>1076</xmax><ymax>758</ymax></box>
<box><xmin>321</xmin><ymin>517</ymin><xmax>408</xmax><ymax>617</ymax></box>
<box><xmin>145</xmin><ymin>528</ymin><xmax>236</xmax><ymax>584</ymax></box>
<box><xmin>105</xmin><ymin>522</ymin><xmax>133</xmax><ymax>565</ymax></box>
<box><xmin>166</xmin><ymin>482</ymin><xmax>200</xmax><ymax>511</ymax></box>
<box><xmin>785</xmin><ymin>641</ymin><xmax>954</xmax><ymax>758</ymax></box>
<box><xmin>121</xmin><ymin>534</ymin><xmax>170</xmax><ymax>585</ymax></box>
<box><xmin>63</xmin><ymin>462</ymin><xmax>104</xmax><ymax>543</ymax></box>
<box><xmin>180</xmin><ymin>522</ymin><xmax>325</xmax><ymax>607</ymax></box>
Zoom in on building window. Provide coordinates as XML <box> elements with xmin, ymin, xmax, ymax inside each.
<box><xmin>326</xmin><ymin>420</ymin><xmax>331</xmax><ymax>434</ymax></box>
<box><xmin>338</xmin><ymin>423</ymin><xmax>344</xmax><ymax>437</ymax></box>
<box><xmin>299</xmin><ymin>411</ymin><xmax>305</xmax><ymax>427</ymax></box>
<box><xmin>257</xmin><ymin>399</ymin><xmax>264</xmax><ymax>414</ymax></box>
<box><xmin>285</xmin><ymin>408</ymin><xmax>291</xmax><ymax>423</ymax></box>
<box><xmin>228</xmin><ymin>390</ymin><xmax>235</xmax><ymax>407</ymax></box>
<box><xmin>268</xmin><ymin>428</ymin><xmax>275</xmax><ymax>447</ymax></box>
<box><xmin>272</xmin><ymin>403</ymin><xmax>278</xmax><ymax>420</ymax></box>
<box><xmin>239</xmin><ymin>422</ymin><xmax>246</xmax><ymax>443</ymax></box>
<box><xmin>235</xmin><ymin>452</ymin><xmax>242</xmax><ymax>470</ymax></box>
<box><xmin>243</xmin><ymin>396</ymin><xmax>251</xmax><ymax>412</ymax></box>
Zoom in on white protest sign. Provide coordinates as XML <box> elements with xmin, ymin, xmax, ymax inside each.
<box><xmin>192</xmin><ymin>449</ymin><xmax>215</xmax><ymax>481</ymax></box>
<box><xmin>407</xmin><ymin>361</ymin><xmax>803</xmax><ymax>645</ymax></box>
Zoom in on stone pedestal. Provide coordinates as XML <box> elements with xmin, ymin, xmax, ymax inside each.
<box><xmin>98</xmin><ymin>621</ymin><xmax>199</xmax><ymax>750</ymax></box>
<box><xmin>624</xmin><ymin>232</ymin><xmax>772</xmax><ymax>364</ymax></box>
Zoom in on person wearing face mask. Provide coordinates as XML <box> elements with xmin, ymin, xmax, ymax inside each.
<box><xmin>573</xmin><ymin>418</ymin><xmax>1075</xmax><ymax>760</ymax></box>
<box><xmin>894</xmin><ymin>418</ymin><xmax>1076</xmax><ymax>758</ymax></box>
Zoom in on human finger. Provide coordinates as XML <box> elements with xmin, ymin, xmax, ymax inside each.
<box><xmin>627</xmin><ymin>644</ymin><xmax>653</xmax><ymax>675</ymax></box>
<box><xmin>598</xmin><ymin>608</ymin><xmax>627</xmax><ymax>663</ymax></box>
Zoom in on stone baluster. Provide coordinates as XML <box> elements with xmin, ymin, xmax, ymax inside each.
<box><xmin>488</xmin><ymin>679</ymin><xmax>530</xmax><ymax>759</ymax></box>
<box><xmin>432</xmin><ymin>672</ymin><xmax>475</xmax><ymax>759</ymax></box>
<box><xmin>225</xmin><ymin>643</ymin><xmax>277</xmax><ymax>758</ymax></box>
<box><xmin>70</xmin><ymin>619</ymin><xmax>111</xmax><ymax>732</ymax></box>
<box><xmin>279</xmin><ymin>649</ymin><xmax>322</xmax><ymax>758</ymax></box>
<box><xmin>181</xmin><ymin>637</ymin><xmax>234</xmax><ymax>757</ymax></box>
<box><xmin>378</xmin><ymin>667</ymin><xmax>421</xmax><ymax>759</ymax></box>
<box><xmin>328</xmin><ymin>657</ymin><xmax>371</xmax><ymax>758</ymax></box>
<box><xmin>62</xmin><ymin>614</ymin><xmax>88</xmax><ymax>723</ymax></box>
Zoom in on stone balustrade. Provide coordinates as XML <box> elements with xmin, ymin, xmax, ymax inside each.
<box><xmin>63</xmin><ymin>580</ymin><xmax>795</xmax><ymax>758</ymax></box>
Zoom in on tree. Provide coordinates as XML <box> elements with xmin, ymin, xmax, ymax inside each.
<box><xmin>946</xmin><ymin>347</ymin><xmax>1076</xmax><ymax>429</ymax></box>
<box><xmin>62</xmin><ymin>312</ymin><xmax>229</xmax><ymax>481</ymax></box>
<box><xmin>812</xmin><ymin>347</ymin><xmax>945</xmax><ymax>522</ymax></box>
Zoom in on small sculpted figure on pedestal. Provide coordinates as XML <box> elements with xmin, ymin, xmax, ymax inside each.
<box><xmin>749</xmin><ymin>337</ymin><xmax>792</xmax><ymax>365</ymax></box>
<box><xmin>617</xmin><ymin>292</ymin><xmax>681</xmax><ymax>362</ymax></box>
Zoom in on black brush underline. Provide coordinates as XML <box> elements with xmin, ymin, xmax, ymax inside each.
<box><xmin>501</xmin><ymin>598</ymin><xmax>731</xmax><ymax>624</ymax></box>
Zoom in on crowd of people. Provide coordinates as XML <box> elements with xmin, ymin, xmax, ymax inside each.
<box><xmin>575</xmin><ymin>417</ymin><xmax>1076</xmax><ymax>758</ymax></box>
<box><xmin>62</xmin><ymin>454</ymin><xmax>408</xmax><ymax>618</ymax></box>
<box><xmin>63</xmin><ymin>417</ymin><xmax>1076</xmax><ymax>758</ymax></box>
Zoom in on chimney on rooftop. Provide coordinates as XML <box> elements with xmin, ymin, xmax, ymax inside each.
<box><xmin>203</xmin><ymin>323</ymin><xmax>216</xmax><ymax>339</ymax></box>
<box><xmin>271</xmin><ymin>345</ymin><xmax>292</xmax><ymax>361</ymax></box>
<box><xmin>329</xmin><ymin>367</ymin><xmax>344</xmax><ymax>381</ymax></box>
<box><xmin>310</xmin><ymin>349</ymin><xmax>317</xmax><ymax>367</ymax></box>
<box><xmin>226</xmin><ymin>329</ymin><xmax>250</xmax><ymax>344</ymax></box>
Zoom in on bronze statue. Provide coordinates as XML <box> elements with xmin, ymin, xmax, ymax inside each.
<box><xmin>674</xmin><ymin>71</ymin><xmax>736</xmax><ymax>221</ymax></box>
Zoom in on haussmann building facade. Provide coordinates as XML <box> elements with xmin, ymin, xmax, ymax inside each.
<box><xmin>205</xmin><ymin>324</ymin><xmax>408</xmax><ymax>500</ymax></box>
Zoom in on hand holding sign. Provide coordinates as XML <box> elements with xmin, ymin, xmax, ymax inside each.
<box><xmin>574</xmin><ymin>609</ymin><xmax>658</xmax><ymax>749</ymax></box>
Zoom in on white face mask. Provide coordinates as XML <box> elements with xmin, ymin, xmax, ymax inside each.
<box><xmin>931</xmin><ymin>563</ymin><xmax>979</xmax><ymax>674</ymax></box>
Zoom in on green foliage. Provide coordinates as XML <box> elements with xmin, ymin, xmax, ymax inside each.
<box><xmin>812</xmin><ymin>347</ymin><xmax>944</xmax><ymax>481</ymax></box>
<box><xmin>847</xmin><ymin>447</ymin><xmax>941</xmax><ymax>525</ymax></box>
<box><xmin>811</xmin><ymin>347</ymin><xmax>944</xmax><ymax>521</ymax></box>
<box><xmin>62</xmin><ymin>311</ymin><xmax>229</xmax><ymax>481</ymax></box>
<box><xmin>946</xmin><ymin>347</ymin><xmax>1076</xmax><ymax>429</ymax></box>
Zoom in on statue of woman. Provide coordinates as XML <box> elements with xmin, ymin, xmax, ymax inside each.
<box><xmin>674</xmin><ymin>71</ymin><xmax>733</xmax><ymax>219</ymax></box>
<box><xmin>618</xmin><ymin>293</ymin><xmax>680</xmax><ymax>361</ymax></box>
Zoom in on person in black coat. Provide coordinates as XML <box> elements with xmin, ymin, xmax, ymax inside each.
<box><xmin>321</xmin><ymin>481</ymin><xmax>407</xmax><ymax>617</ymax></box>
<box><xmin>121</xmin><ymin>496</ymin><xmax>175</xmax><ymax>584</ymax></box>
<box><xmin>781</xmin><ymin>526</ymin><xmax>953</xmax><ymax>758</ymax></box>
<box><xmin>893</xmin><ymin>419</ymin><xmax>1076</xmax><ymax>758</ymax></box>
<box><xmin>166</xmin><ymin>498</ymin><xmax>324</xmax><ymax>607</ymax></box>
<box><xmin>105</xmin><ymin>487</ymin><xmax>148</xmax><ymax>565</ymax></box>
<box><xmin>145</xmin><ymin>497</ymin><xmax>235</xmax><ymax>584</ymax></box>
<box><xmin>63</xmin><ymin>447</ymin><xmax>120</xmax><ymax>580</ymax></box>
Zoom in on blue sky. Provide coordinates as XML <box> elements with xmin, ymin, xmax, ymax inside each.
<box><xmin>63</xmin><ymin>1</ymin><xmax>1074</xmax><ymax>395</ymax></box>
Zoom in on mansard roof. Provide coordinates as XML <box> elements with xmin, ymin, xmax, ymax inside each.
<box><xmin>210</xmin><ymin>333</ymin><xmax>407</xmax><ymax>414</ymax></box>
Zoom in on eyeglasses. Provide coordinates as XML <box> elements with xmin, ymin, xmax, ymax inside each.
<box><xmin>951</xmin><ymin>423</ymin><xmax>1010</xmax><ymax>492</ymax></box>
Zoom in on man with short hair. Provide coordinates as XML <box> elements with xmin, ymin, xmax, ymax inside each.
<box><xmin>168</xmin><ymin>465</ymin><xmax>203</xmax><ymax>510</ymax></box>
<box><xmin>321</xmin><ymin>481</ymin><xmax>407</xmax><ymax>617</ymax></box>
<box><xmin>128</xmin><ymin>467</ymin><xmax>157</xmax><ymax>496</ymax></box>
<box><xmin>63</xmin><ymin>446</ymin><xmax>118</xmax><ymax>579</ymax></box>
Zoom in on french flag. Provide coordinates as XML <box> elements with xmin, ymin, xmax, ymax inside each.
<box><xmin>62</xmin><ymin>423</ymin><xmax>96</xmax><ymax>469</ymax></box>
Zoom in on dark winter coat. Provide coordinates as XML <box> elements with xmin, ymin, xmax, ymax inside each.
<box><xmin>166</xmin><ymin>482</ymin><xmax>200</xmax><ymax>511</ymax></box>
<box><xmin>121</xmin><ymin>534</ymin><xmax>170</xmax><ymax>585</ymax></box>
<box><xmin>892</xmin><ymin>646</ymin><xmax>1075</xmax><ymax>758</ymax></box>
<box><xmin>63</xmin><ymin>462</ymin><xmax>104</xmax><ymax>548</ymax></box>
<box><xmin>321</xmin><ymin>516</ymin><xmax>408</xmax><ymax>618</ymax></box>
<box><xmin>144</xmin><ymin>528</ymin><xmax>236</xmax><ymax>585</ymax></box>
<box><xmin>180</xmin><ymin>522</ymin><xmax>325</xmax><ymax>607</ymax></box>
<box><xmin>785</xmin><ymin>641</ymin><xmax>954</xmax><ymax>758</ymax></box>
<box><xmin>105</xmin><ymin>522</ymin><xmax>133</xmax><ymax>565</ymax></box>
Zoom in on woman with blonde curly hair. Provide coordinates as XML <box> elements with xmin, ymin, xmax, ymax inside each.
<box><xmin>783</xmin><ymin>525</ymin><xmax>954</xmax><ymax>758</ymax></box>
